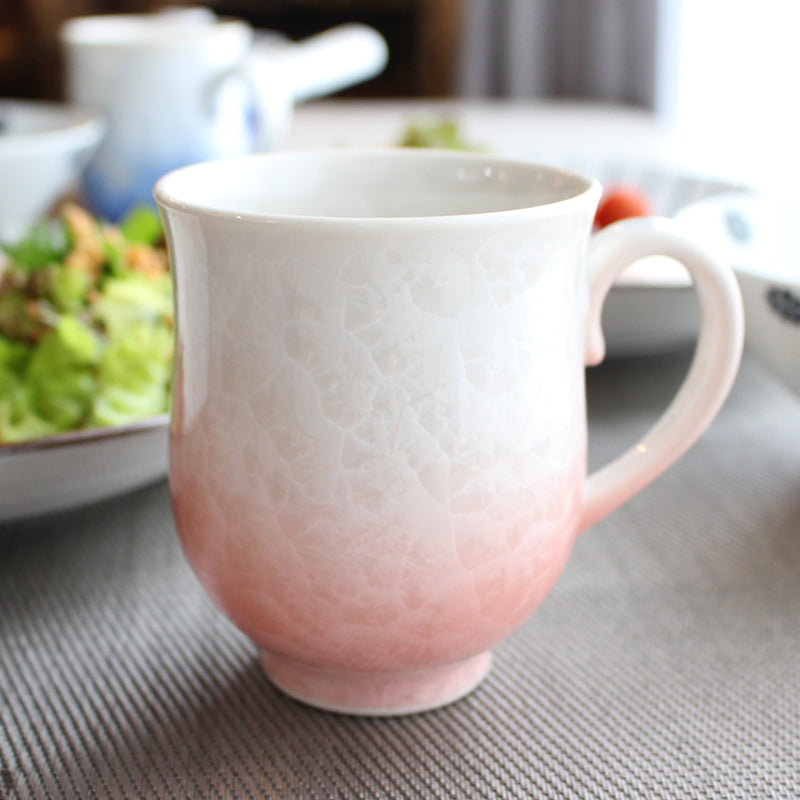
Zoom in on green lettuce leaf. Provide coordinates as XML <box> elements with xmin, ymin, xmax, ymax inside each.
<box><xmin>25</xmin><ymin>315</ymin><xmax>101</xmax><ymax>430</ymax></box>
<box><xmin>90</xmin><ymin>322</ymin><xmax>172</xmax><ymax>427</ymax></box>
<box><xmin>2</xmin><ymin>219</ymin><xmax>71</xmax><ymax>271</ymax></box>
<box><xmin>120</xmin><ymin>205</ymin><xmax>163</xmax><ymax>247</ymax></box>
<box><xmin>91</xmin><ymin>275</ymin><xmax>172</xmax><ymax>340</ymax></box>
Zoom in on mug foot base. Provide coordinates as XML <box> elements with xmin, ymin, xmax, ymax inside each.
<box><xmin>260</xmin><ymin>650</ymin><xmax>492</xmax><ymax>716</ymax></box>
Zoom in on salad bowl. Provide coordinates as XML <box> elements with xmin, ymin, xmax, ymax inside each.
<box><xmin>0</xmin><ymin>204</ymin><xmax>172</xmax><ymax>524</ymax></box>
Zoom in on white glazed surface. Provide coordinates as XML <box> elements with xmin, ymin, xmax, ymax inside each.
<box><xmin>62</xmin><ymin>12</ymin><xmax>255</xmax><ymax>220</ymax></box>
<box><xmin>156</xmin><ymin>149</ymin><xmax>743</xmax><ymax>713</ymax></box>
<box><xmin>286</xmin><ymin>101</ymin><xmax>756</xmax><ymax>356</ymax></box>
<box><xmin>0</xmin><ymin>99</ymin><xmax>103</xmax><ymax>241</ymax></box>
<box><xmin>61</xmin><ymin>11</ymin><xmax>387</xmax><ymax>220</ymax></box>
<box><xmin>160</xmin><ymin>152</ymin><xmax>594</xmax><ymax>710</ymax></box>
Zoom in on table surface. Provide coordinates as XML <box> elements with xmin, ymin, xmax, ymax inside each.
<box><xmin>2</xmin><ymin>100</ymin><xmax>800</xmax><ymax>799</ymax></box>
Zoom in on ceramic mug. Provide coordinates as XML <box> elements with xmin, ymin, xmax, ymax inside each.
<box><xmin>155</xmin><ymin>149</ymin><xmax>744</xmax><ymax>715</ymax></box>
<box><xmin>61</xmin><ymin>9</ymin><xmax>387</xmax><ymax>221</ymax></box>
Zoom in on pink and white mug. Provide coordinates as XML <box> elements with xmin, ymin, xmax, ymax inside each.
<box><xmin>155</xmin><ymin>149</ymin><xmax>743</xmax><ymax>715</ymax></box>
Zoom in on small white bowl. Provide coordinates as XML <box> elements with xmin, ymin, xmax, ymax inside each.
<box><xmin>676</xmin><ymin>192</ymin><xmax>800</xmax><ymax>396</ymax></box>
<box><xmin>0</xmin><ymin>98</ymin><xmax>105</xmax><ymax>241</ymax></box>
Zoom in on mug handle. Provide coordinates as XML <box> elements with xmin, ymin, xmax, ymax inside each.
<box><xmin>579</xmin><ymin>216</ymin><xmax>744</xmax><ymax>532</ymax></box>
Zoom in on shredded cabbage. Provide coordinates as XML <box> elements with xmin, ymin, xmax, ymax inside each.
<box><xmin>0</xmin><ymin>204</ymin><xmax>172</xmax><ymax>444</ymax></box>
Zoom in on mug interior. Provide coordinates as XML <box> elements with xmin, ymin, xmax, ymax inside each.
<box><xmin>154</xmin><ymin>149</ymin><xmax>597</xmax><ymax>221</ymax></box>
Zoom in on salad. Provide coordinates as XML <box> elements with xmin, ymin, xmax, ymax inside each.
<box><xmin>0</xmin><ymin>204</ymin><xmax>172</xmax><ymax>445</ymax></box>
<box><xmin>399</xmin><ymin>118</ymin><xmax>481</xmax><ymax>151</ymax></box>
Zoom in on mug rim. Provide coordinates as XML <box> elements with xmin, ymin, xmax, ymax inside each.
<box><xmin>153</xmin><ymin>148</ymin><xmax>602</xmax><ymax>227</ymax></box>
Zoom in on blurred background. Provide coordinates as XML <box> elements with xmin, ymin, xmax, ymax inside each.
<box><xmin>2</xmin><ymin>0</ymin><xmax>799</xmax><ymax>189</ymax></box>
<box><xmin>3</xmin><ymin>0</ymin><xmax>667</xmax><ymax>105</ymax></box>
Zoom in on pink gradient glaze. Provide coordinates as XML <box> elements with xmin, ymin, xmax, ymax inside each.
<box><xmin>261</xmin><ymin>649</ymin><xmax>494</xmax><ymax>715</ymax></box>
<box><xmin>161</xmin><ymin>151</ymin><xmax>596</xmax><ymax>713</ymax></box>
<box><xmin>157</xmin><ymin>150</ymin><xmax>743</xmax><ymax>714</ymax></box>
<box><xmin>171</xmin><ymin>436</ymin><xmax>584</xmax><ymax>675</ymax></box>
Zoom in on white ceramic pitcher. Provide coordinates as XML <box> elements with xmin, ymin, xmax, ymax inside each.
<box><xmin>61</xmin><ymin>8</ymin><xmax>388</xmax><ymax>221</ymax></box>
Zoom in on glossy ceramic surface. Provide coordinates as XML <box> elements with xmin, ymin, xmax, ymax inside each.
<box><xmin>156</xmin><ymin>149</ymin><xmax>743</xmax><ymax>714</ymax></box>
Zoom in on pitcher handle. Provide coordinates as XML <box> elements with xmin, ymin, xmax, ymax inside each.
<box><xmin>265</xmin><ymin>23</ymin><xmax>388</xmax><ymax>105</ymax></box>
<box><xmin>579</xmin><ymin>216</ymin><xmax>744</xmax><ymax>532</ymax></box>
<box><xmin>246</xmin><ymin>24</ymin><xmax>388</xmax><ymax>150</ymax></box>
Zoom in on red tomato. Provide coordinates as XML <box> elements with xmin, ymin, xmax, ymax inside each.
<box><xmin>594</xmin><ymin>185</ymin><xmax>652</xmax><ymax>229</ymax></box>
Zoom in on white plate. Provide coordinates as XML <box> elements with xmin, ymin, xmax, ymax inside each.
<box><xmin>288</xmin><ymin>101</ymin><xmax>753</xmax><ymax>355</ymax></box>
<box><xmin>0</xmin><ymin>415</ymin><xmax>168</xmax><ymax>525</ymax></box>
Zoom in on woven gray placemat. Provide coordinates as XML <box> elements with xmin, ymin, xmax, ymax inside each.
<box><xmin>2</xmin><ymin>352</ymin><xmax>799</xmax><ymax>799</ymax></box>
